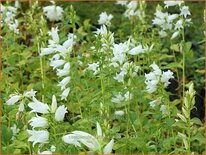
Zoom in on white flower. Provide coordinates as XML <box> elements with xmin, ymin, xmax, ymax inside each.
<box><xmin>180</xmin><ymin>6</ymin><xmax>191</xmax><ymax>18</ymax></box>
<box><xmin>60</xmin><ymin>88</ymin><xmax>70</xmax><ymax>100</ymax></box>
<box><xmin>50</xmin><ymin>145</ymin><xmax>56</xmax><ymax>152</ymax></box>
<box><xmin>149</xmin><ymin>98</ymin><xmax>161</xmax><ymax>108</ymax></box>
<box><xmin>48</xmin><ymin>27</ymin><xmax>59</xmax><ymax>44</ymax></box>
<box><xmin>28</xmin><ymin>97</ymin><xmax>50</xmax><ymax>114</ymax></box>
<box><xmin>116</xmin><ymin>1</ymin><xmax>127</xmax><ymax>6</ymax></box>
<box><xmin>6</xmin><ymin>95</ymin><xmax>21</xmax><ymax>105</ymax></box>
<box><xmin>40</xmin><ymin>48</ymin><xmax>55</xmax><ymax>56</ymax></box>
<box><xmin>50</xmin><ymin>59</ymin><xmax>65</xmax><ymax>70</ymax></box>
<box><xmin>111</xmin><ymin>93</ymin><xmax>125</xmax><ymax>104</ymax></box>
<box><xmin>175</xmin><ymin>19</ymin><xmax>183</xmax><ymax>30</ymax></box>
<box><xmin>114</xmin><ymin>71</ymin><xmax>127</xmax><ymax>83</ymax></box>
<box><xmin>164</xmin><ymin>1</ymin><xmax>184</xmax><ymax>8</ymax></box>
<box><xmin>51</xmin><ymin>95</ymin><xmax>57</xmax><ymax>113</ymax></box>
<box><xmin>128</xmin><ymin>45</ymin><xmax>144</xmax><ymax>55</ymax></box>
<box><xmin>124</xmin><ymin>91</ymin><xmax>133</xmax><ymax>101</ymax></box>
<box><xmin>171</xmin><ymin>31</ymin><xmax>180</xmax><ymax>39</ymax></box>
<box><xmin>159</xmin><ymin>30</ymin><xmax>168</xmax><ymax>37</ymax></box>
<box><xmin>103</xmin><ymin>139</ymin><xmax>114</xmax><ymax>154</ymax></box>
<box><xmin>18</xmin><ymin>102</ymin><xmax>24</xmax><ymax>112</ymax></box>
<box><xmin>98</xmin><ymin>12</ymin><xmax>113</xmax><ymax>26</ymax></box>
<box><xmin>57</xmin><ymin>62</ymin><xmax>70</xmax><ymax>77</ymax></box>
<box><xmin>114</xmin><ymin>110</ymin><xmax>124</xmax><ymax>116</ymax></box>
<box><xmin>57</xmin><ymin>77</ymin><xmax>71</xmax><ymax>90</ymax></box>
<box><xmin>95</xmin><ymin>25</ymin><xmax>108</xmax><ymax>35</ymax></box>
<box><xmin>160</xmin><ymin>105</ymin><xmax>168</xmax><ymax>114</ymax></box>
<box><xmin>62</xmin><ymin>134</ymin><xmax>81</xmax><ymax>147</ymax></box>
<box><xmin>39</xmin><ymin>150</ymin><xmax>52</xmax><ymax>154</ymax></box>
<box><xmin>150</xmin><ymin>62</ymin><xmax>162</xmax><ymax>76</ymax></box>
<box><xmin>88</xmin><ymin>62</ymin><xmax>100</xmax><ymax>75</ymax></box>
<box><xmin>72</xmin><ymin>131</ymin><xmax>100</xmax><ymax>150</ymax></box>
<box><xmin>27</xmin><ymin>130</ymin><xmax>49</xmax><ymax>147</ymax></box>
<box><xmin>55</xmin><ymin>105</ymin><xmax>68</xmax><ymax>122</ymax></box>
<box><xmin>43</xmin><ymin>5</ymin><xmax>63</xmax><ymax>21</ymax></box>
<box><xmin>29</xmin><ymin>115</ymin><xmax>48</xmax><ymax>129</ymax></box>
<box><xmin>96</xmin><ymin>122</ymin><xmax>103</xmax><ymax>138</ymax></box>
<box><xmin>8</xmin><ymin>19</ymin><xmax>19</xmax><ymax>34</ymax></box>
<box><xmin>161</xmin><ymin>70</ymin><xmax>174</xmax><ymax>87</ymax></box>
<box><xmin>24</xmin><ymin>89</ymin><xmax>37</xmax><ymax>98</ymax></box>
<box><xmin>11</xmin><ymin>124</ymin><xmax>20</xmax><ymax>140</ymax></box>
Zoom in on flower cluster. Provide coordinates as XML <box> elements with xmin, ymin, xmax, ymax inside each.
<box><xmin>145</xmin><ymin>62</ymin><xmax>174</xmax><ymax>93</ymax></box>
<box><xmin>1</xmin><ymin>3</ymin><xmax>19</xmax><ymax>34</ymax></box>
<box><xmin>152</xmin><ymin>1</ymin><xmax>191</xmax><ymax>39</ymax></box>
<box><xmin>40</xmin><ymin>27</ymin><xmax>76</xmax><ymax>100</ymax></box>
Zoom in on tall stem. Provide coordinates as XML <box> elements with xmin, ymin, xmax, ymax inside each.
<box><xmin>37</xmin><ymin>38</ymin><xmax>45</xmax><ymax>102</ymax></box>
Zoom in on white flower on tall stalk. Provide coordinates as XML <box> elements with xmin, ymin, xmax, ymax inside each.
<box><xmin>171</xmin><ymin>31</ymin><xmax>180</xmax><ymax>39</ymax></box>
<box><xmin>48</xmin><ymin>27</ymin><xmax>60</xmax><ymax>44</ymax></box>
<box><xmin>29</xmin><ymin>115</ymin><xmax>48</xmax><ymax>129</ymax></box>
<box><xmin>114</xmin><ymin>70</ymin><xmax>127</xmax><ymax>83</ymax></box>
<box><xmin>164</xmin><ymin>1</ymin><xmax>184</xmax><ymax>8</ymax></box>
<box><xmin>24</xmin><ymin>89</ymin><xmax>37</xmax><ymax>98</ymax></box>
<box><xmin>62</xmin><ymin>122</ymin><xmax>114</xmax><ymax>153</ymax></box>
<box><xmin>180</xmin><ymin>6</ymin><xmax>191</xmax><ymax>18</ymax></box>
<box><xmin>6</xmin><ymin>94</ymin><xmax>21</xmax><ymax>105</ymax></box>
<box><xmin>8</xmin><ymin>19</ymin><xmax>19</xmax><ymax>34</ymax></box>
<box><xmin>38</xmin><ymin>150</ymin><xmax>52</xmax><ymax>154</ymax></box>
<box><xmin>60</xmin><ymin>88</ymin><xmax>71</xmax><ymax>100</ymax></box>
<box><xmin>28</xmin><ymin>97</ymin><xmax>50</xmax><ymax>114</ymax></box>
<box><xmin>161</xmin><ymin>70</ymin><xmax>174</xmax><ymax>87</ymax></box>
<box><xmin>114</xmin><ymin>110</ymin><xmax>125</xmax><ymax>116</ymax></box>
<box><xmin>111</xmin><ymin>93</ymin><xmax>125</xmax><ymax>104</ymax></box>
<box><xmin>88</xmin><ymin>62</ymin><xmax>100</xmax><ymax>75</ymax></box>
<box><xmin>50</xmin><ymin>59</ymin><xmax>65</xmax><ymax>70</ymax></box>
<box><xmin>57</xmin><ymin>77</ymin><xmax>71</xmax><ymax>90</ymax></box>
<box><xmin>175</xmin><ymin>19</ymin><xmax>183</xmax><ymax>30</ymax></box>
<box><xmin>159</xmin><ymin>30</ymin><xmax>168</xmax><ymax>37</ymax></box>
<box><xmin>95</xmin><ymin>25</ymin><xmax>108</xmax><ymax>36</ymax></box>
<box><xmin>128</xmin><ymin>44</ymin><xmax>144</xmax><ymax>55</ymax></box>
<box><xmin>27</xmin><ymin>130</ymin><xmax>49</xmax><ymax>147</ymax></box>
<box><xmin>57</xmin><ymin>62</ymin><xmax>70</xmax><ymax>77</ymax></box>
<box><xmin>51</xmin><ymin>95</ymin><xmax>57</xmax><ymax>113</ymax></box>
<box><xmin>98</xmin><ymin>12</ymin><xmax>113</xmax><ymax>26</ymax></box>
<box><xmin>55</xmin><ymin>105</ymin><xmax>68</xmax><ymax>122</ymax></box>
<box><xmin>40</xmin><ymin>47</ymin><xmax>55</xmax><ymax>56</ymax></box>
<box><xmin>43</xmin><ymin>5</ymin><xmax>63</xmax><ymax>21</ymax></box>
<box><xmin>11</xmin><ymin>124</ymin><xmax>20</xmax><ymax>140</ymax></box>
<box><xmin>124</xmin><ymin>91</ymin><xmax>133</xmax><ymax>101</ymax></box>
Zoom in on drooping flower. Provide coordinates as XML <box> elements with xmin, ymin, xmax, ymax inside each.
<box><xmin>128</xmin><ymin>45</ymin><xmax>144</xmax><ymax>55</ymax></box>
<box><xmin>88</xmin><ymin>62</ymin><xmax>100</xmax><ymax>75</ymax></box>
<box><xmin>55</xmin><ymin>105</ymin><xmax>68</xmax><ymax>122</ymax></box>
<box><xmin>29</xmin><ymin>115</ymin><xmax>48</xmax><ymax>129</ymax></box>
<box><xmin>27</xmin><ymin>130</ymin><xmax>49</xmax><ymax>147</ymax></box>
<box><xmin>60</xmin><ymin>88</ymin><xmax>70</xmax><ymax>100</ymax></box>
<box><xmin>171</xmin><ymin>31</ymin><xmax>180</xmax><ymax>39</ymax></box>
<box><xmin>6</xmin><ymin>94</ymin><xmax>21</xmax><ymax>105</ymax></box>
<box><xmin>28</xmin><ymin>97</ymin><xmax>50</xmax><ymax>114</ymax></box>
<box><xmin>62</xmin><ymin>134</ymin><xmax>81</xmax><ymax>147</ymax></box>
<box><xmin>160</xmin><ymin>105</ymin><xmax>168</xmax><ymax>114</ymax></box>
<box><xmin>57</xmin><ymin>77</ymin><xmax>71</xmax><ymax>90</ymax></box>
<box><xmin>50</xmin><ymin>59</ymin><xmax>65</xmax><ymax>70</ymax></box>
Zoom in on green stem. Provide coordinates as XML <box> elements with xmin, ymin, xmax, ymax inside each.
<box><xmin>37</xmin><ymin>38</ymin><xmax>45</xmax><ymax>102</ymax></box>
